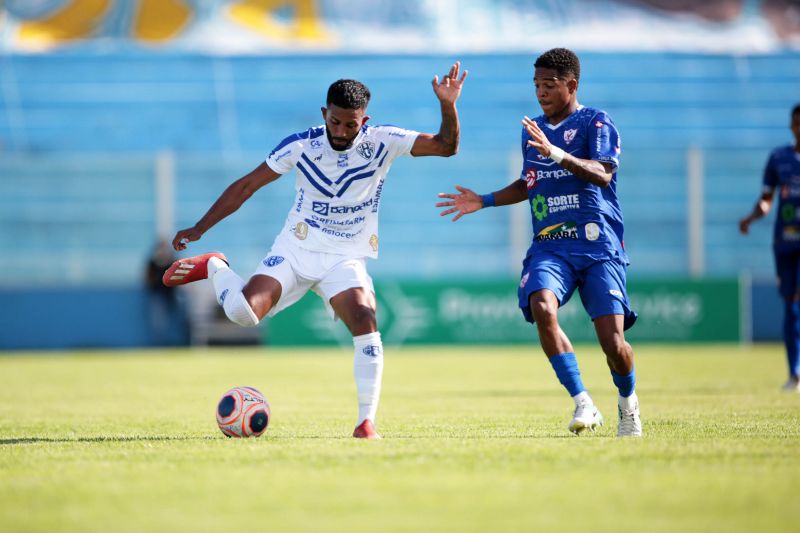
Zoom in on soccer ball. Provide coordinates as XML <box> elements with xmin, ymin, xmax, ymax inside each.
<box><xmin>216</xmin><ymin>386</ymin><xmax>271</xmax><ymax>438</ymax></box>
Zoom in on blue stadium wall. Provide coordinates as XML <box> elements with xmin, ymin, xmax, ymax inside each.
<box><xmin>1</xmin><ymin>51</ymin><xmax>796</xmax><ymax>348</ymax></box>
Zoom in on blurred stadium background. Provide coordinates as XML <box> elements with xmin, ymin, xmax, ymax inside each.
<box><xmin>1</xmin><ymin>0</ymin><xmax>798</xmax><ymax>350</ymax></box>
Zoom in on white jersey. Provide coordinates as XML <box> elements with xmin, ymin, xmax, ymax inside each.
<box><xmin>266</xmin><ymin>124</ymin><xmax>419</xmax><ymax>258</ymax></box>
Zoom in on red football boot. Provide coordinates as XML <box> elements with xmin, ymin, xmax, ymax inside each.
<box><xmin>162</xmin><ymin>252</ymin><xmax>227</xmax><ymax>287</ymax></box>
<box><xmin>352</xmin><ymin>419</ymin><xmax>382</xmax><ymax>439</ymax></box>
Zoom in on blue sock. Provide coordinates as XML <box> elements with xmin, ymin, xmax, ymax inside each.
<box><xmin>784</xmin><ymin>300</ymin><xmax>800</xmax><ymax>378</ymax></box>
<box><xmin>548</xmin><ymin>352</ymin><xmax>586</xmax><ymax>397</ymax></box>
<box><xmin>611</xmin><ymin>368</ymin><xmax>636</xmax><ymax>398</ymax></box>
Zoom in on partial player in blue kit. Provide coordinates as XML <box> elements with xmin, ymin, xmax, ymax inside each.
<box><xmin>438</xmin><ymin>48</ymin><xmax>641</xmax><ymax>437</ymax></box>
<box><xmin>740</xmin><ymin>103</ymin><xmax>800</xmax><ymax>392</ymax></box>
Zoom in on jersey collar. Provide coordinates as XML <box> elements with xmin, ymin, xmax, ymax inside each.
<box><xmin>543</xmin><ymin>104</ymin><xmax>584</xmax><ymax>130</ymax></box>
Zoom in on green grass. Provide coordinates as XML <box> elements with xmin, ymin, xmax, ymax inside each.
<box><xmin>1</xmin><ymin>344</ymin><xmax>798</xmax><ymax>533</ymax></box>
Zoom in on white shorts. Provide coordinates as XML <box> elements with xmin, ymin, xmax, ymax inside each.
<box><xmin>252</xmin><ymin>237</ymin><xmax>374</xmax><ymax>319</ymax></box>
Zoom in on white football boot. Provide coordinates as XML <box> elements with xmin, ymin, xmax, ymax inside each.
<box><xmin>617</xmin><ymin>393</ymin><xmax>642</xmax><ymax>437</ymax></box>
<box><xmin>781</xmin><ymin>376</ymin><xmax>800</xmax><ymax>393</ymax></box>
<box><xmin>568</xmin><ymin>402</ymin><xmax>604</xmax><ymax>435</ymax></box>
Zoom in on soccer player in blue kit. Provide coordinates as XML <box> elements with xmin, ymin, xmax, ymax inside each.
<box><xmin>739</xmin><ymin>104</ymin><xmax>800</xmax><ymax>392</ymax></box>
<box><xmin>437</xmin><ymin>48</ymin><xmax>641</xmax><ymax>436</ymax></box>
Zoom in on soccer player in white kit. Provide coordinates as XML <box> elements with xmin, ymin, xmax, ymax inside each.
<box><xmin>164</xmin><ymin>62</ymin><xmax>468</xmax><ymax>439</ymax></box>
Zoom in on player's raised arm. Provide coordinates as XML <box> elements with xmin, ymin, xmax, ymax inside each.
<box><xmin>522</xmin><ymin>116</ymin><xmax>614</xmax><ymax>188</ymax></box>
<box><xmin>437</xmin><ymin>180</ymin><xmax>527</xmax><ymax>221</ymax></box>
<box><xmin>411</xmin><ymin>61</ymin><xmax>468</xmax><ymax>157</ymax></box>
<box><xmin>172</xmin><ymin>162</ymin><xmax>281</xmax><ymax>251</ymax></box>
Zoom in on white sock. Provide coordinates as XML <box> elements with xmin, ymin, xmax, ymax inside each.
<box><xmin>353</xmin><ymin>332</ymin><xmax>384</xmax><ymax>425</ymax></box>
<box><xmin>572</xmin><ymin>391</ymin><xmax>593</xmax><ymax>407</ymax></box>
<box><xmin>208</xmin><ymin>256</ymin><xmax>227</xmax><ymax>277</ymax></box>
<box><xmin>210</xmin><ymin>262</ymin><xmax>259</xmax><ymax>327</ymax></box>
<box><xmin>618</xmin><ymin>391</ymin><xmax>638</xmax><ymax>411</ymax></box>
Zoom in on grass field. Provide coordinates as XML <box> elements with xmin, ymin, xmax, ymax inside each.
<box><xmin>1</xmin><ymin>343</ymin><xmax>798</xmax><ymax>532</ymax></box>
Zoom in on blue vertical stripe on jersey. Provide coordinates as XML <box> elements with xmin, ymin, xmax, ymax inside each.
<box><xmin>297</xmin><ymin>162</ymin><xmax>335</xmax><ymax>198</ymax></box>
<box><xmin>300</xmin><ymin>153</ymin><xmax>334</xmax><ymax>185</ymax></box>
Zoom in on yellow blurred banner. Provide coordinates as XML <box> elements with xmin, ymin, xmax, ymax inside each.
<box><xmin>2</xmin><ymin>0</ymin><xmax>798</xmax><ymax>53</ymax></box>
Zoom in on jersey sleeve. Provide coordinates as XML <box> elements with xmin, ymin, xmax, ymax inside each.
<box><xmin>375</xmin><ymin>125</ymin><xmax>419</xmax><ymax>159</ymax></box>
<box><xmin>265</xmin><ymin>132</ymin><xmax>305</xmax><ymax>174</ymax></box>
<box><xmin>762</xmin><ymin>149</ymin><xmax>780</xmax><ymax>193</ymax></box>
<box><xmin>588</xmin><ymin>111</ymin><xmax>621</xmax><ymax>170</ymax></box>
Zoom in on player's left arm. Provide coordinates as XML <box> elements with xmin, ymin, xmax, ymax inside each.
<box><xmin>522</xmin><ymin>116</ymin><xmax>614</xmax><ymax>187</ymax></box>
<box><xmin>411</xmin><ymin>61</ymin><xmax>468</xmax><ymax>157</ymax></box>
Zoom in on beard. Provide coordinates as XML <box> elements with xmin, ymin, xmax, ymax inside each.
<box><xmin>326</xmin><ymin>129</ymin><xmax>358</xmax><ymax>151</ymax></box>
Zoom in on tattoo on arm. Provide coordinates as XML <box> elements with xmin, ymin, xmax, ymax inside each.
<box><xmin>436</xmin><ymin>103</ymin><xmax>460</xmax><ymax>155</ymax></box>
<box><xmin>559</xmin><ymin>155</ymin><xmax>613</xmax><ymax>187</ymax></box>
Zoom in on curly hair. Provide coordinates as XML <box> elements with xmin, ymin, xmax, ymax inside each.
<box><xmin>792</xmin><ymin>103</ymin><xmax>800</xmax><ymax>118</ymax></box>
<box><xmin>326</xmin><ymin>79</ymin><xmax>371</xmax><ymax>110</ymax></box>
<box><xmin>534</xmin><ymin>48</ymin><xmax>581</xmax><ymax>81</ymax></box>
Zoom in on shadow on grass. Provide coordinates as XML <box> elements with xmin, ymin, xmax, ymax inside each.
<box><xmin>0</xmin><ymin>435</ymin><xmax>218</xmax><ymax>445</ymax></box>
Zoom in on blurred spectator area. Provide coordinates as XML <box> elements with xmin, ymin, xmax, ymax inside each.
<box><xmin>1</xmin><ymin>52</ymin><xmax>797</xmax><ymax>286</ymax></box>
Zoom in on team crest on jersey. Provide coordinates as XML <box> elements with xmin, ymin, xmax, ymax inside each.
<box><xmin>356</xmin><ymin>141</ymin><xmax>375</xmax><ymax>160</ymax></box>
<box><xmin>263</xmin><ymin>256</ymin><xmax>285</xmax><ymax>267</ymax></box>
<box><xmin>564</xmin><ymin>129</ymin><xmax>578</xmax><ymax>144</ymax></box>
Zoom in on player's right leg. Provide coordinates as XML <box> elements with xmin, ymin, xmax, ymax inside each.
<box><xmin>209</xmin><ymin>258</ymin><xmax>277</xmax><ymax>327</ymax></box>
<box><xmin>519</xmin><ymin>253</ymin><xmax>602</xmax><ymax>435</ymax></box>
<box><xmin>782</xmin><ymin>294</ymin><xmax>800</xmax><ymax>392</ymax></box>
<box><xmin>775</xmin><ymin>251</ymin><xmax>800</xmax><ymax>392</ymax></box>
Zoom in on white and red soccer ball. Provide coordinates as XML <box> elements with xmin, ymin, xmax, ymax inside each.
<box><xmin>216</xmin><ymin>386</ymin><xmax>270</xmax><ymax>438</ymax></box>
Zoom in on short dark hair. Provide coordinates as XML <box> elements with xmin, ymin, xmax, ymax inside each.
<box><xmin>327</xmin><ymin>79</ymin><xmax>370</xmax><ymax>110</ymax></box>
<box><xmin>792</xmin><ymin>103</ymin><xmax>800</xmax><ymax>118</ymax></box>
<box><xmin>534</xmin><ymin>48</ymin><xmax>581</xmax><ymax>81</ymax></box>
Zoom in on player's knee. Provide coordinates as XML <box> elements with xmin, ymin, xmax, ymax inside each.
<box><xmin>530</xmin><ymin>294</ymin><xmax>558</xmax><ymax>323</ymax></box>
<box><xmin>600</xmin><ymin>334</ymin><xmax>628</xmax><ymax>359</ymax></box>
<box><xmin>222</xmin><ymin>290</ymin><xmax>260</xmax><ymax>327</ymax></box>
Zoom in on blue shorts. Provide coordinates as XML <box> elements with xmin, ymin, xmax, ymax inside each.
<box><xmin>518</xmin><ymin>251</ymin><xmax>637</xmax><ymax>330</ymax></box>
<box><xmin>775</xmin><ymin>250</ymin><xmax>800</xmax><ymax>298</ymax></box>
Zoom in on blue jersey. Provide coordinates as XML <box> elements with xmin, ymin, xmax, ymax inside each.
<box><xmin>520</xmin><ymin>105</ymin><xmax>626</xmax><ymax>262</ymax></box>
<box><xmin>763</xmin><ymin>145</ymin><xmax>800</xmax><ymax>253</ymax></box>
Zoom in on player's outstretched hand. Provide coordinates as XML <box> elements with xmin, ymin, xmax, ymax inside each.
<box><xmin>171</xmin><ymin>226</ymin><xmax>203</xmax><ymax>251</ymax></box>
<box><xmin>432</xmin><ymin>61</ymin><xmax>468</xmax><ymax>105</ymax></box>
<box><xmin>739</xmin><ymin>217</ymin><xmax>751</xmax><ymax>235</ymax></box>
<box><xmin>437</xmin><ymin>185</ymin><xmax>482</xmax><ymax>222</ymax></box>
<box><xmin>522</xmin><ymin>116</ymin><xmax>555</xmax><ymax>158</ymax></box>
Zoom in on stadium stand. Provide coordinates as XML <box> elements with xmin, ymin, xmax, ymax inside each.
<box><xmin>1</xmin><ymin>52</ymin><xmax>796</xmax><ymax>286</ymax></box>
